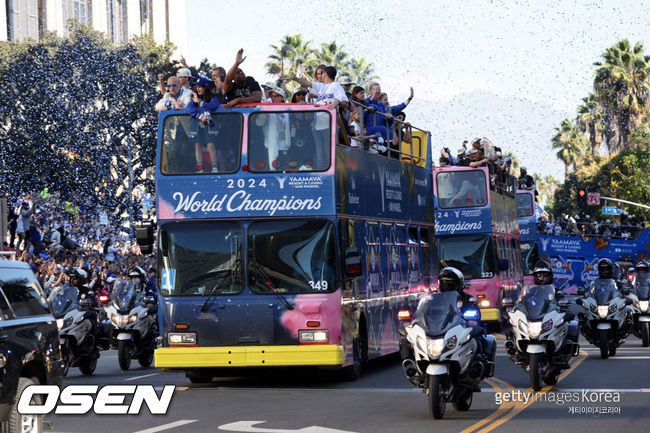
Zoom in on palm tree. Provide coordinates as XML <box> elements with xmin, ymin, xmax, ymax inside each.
<box><xmin>504</xmin><ymin>151</ymin><xmax>520</xmax><ymax>174</ymax></box>
<box><xmin>577</xmin><ymin>93</ymin><xmax>606</xmax><ymax>159</ymax></box>
<box><xmin>551</xmin><ymin>119</ymin><xmax>590</xmax><ymax>180</ymax></box>
<box><xmin>265</xmin><ymin>34</ymin><xmax>314</xmax><ymax>79</ymax></box>
<box><xmin>312</xmin><ymin>41</ymin><xmax>349</xmax><ymax>76</ymax></box>
<box><xmin>535</xmin><ymin>174</ymin><xmax>560</xmax><ymax>205</ymax></box>
<box><xmin>593</xmin><ymin>40</ymin><xmax>650</xmax><ymax>153</ymax></box>
<box><xmin>346</xmin><ymin>57</ymin><xmax>378</xmax><ymax>88</ymax></box>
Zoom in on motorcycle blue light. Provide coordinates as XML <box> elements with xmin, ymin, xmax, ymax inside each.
<box><xmin>463</xmin><ymin>309</ymin><xmax>479</xmax><ymax>320</ymax></box>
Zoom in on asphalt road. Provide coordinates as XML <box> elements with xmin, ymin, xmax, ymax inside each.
<box><xmin>45</xmin><ymin>334</ymin><xmax>650</xmax><ymax>433</ymax></box>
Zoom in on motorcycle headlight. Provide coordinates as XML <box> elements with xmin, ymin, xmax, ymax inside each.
<box><xmin>528</xmin><ymin>321</ymin><xmax>542</xmax><ymax>339</ymax></box>
<box><xmin>445</xmin><ymin>335</ymin><xmax>457</xmax><ymax>350</ymax></box>
<box><xmin>518</xmin><ymin>319</ymin><xmax>528</xmax><ymax>334</ymax></box>
<box><xmin>640</xmin><ymin>300</ymin><xmax>649</xmax><ymax>313</ymax></box>
<box><xmin>609</xmin><ymin>304</ymin><xmax>618</xmax><ymax>314</ymax></box>
<box><xmin>112</xmin><ymin>315</ymin><xmax>129</xmax><ymax>327</ymax></box>
<box><xmin>56</xmin><ymin>319</ymin><xmax>64</xmax><ymax>329</ymax></box>
<box><xmin>597</xmin><ymin>305</ymin><xmax>608</xmax><ymax>319</ymax></box>
<box><xmin>128</xmin><ymin>314</ymin><xmax>138</xmax><ymax>323</ymax></box>
<box><xmin>542</xmin><ymin>319</ymin><xmax>553</xmax><ymax>333</ymax></box>
<box><xmin>427</xmin><ymin>338</ymin><xmax>445</xmax><ymax>359</ymax></box>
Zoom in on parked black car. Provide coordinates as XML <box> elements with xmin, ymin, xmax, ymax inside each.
<box><xmin>0</xmin><ymin>261</ymin><xmax>64</xmax><ymax>433</ymax></box>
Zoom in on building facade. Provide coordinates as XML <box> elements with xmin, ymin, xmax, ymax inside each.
<box><xmin>1</xmin><ymin>0</ymin><xmax>186</xmax><ymax>48</ymax></box>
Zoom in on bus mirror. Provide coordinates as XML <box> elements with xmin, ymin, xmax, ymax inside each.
<box><xmin>498</xmin><ymin>258</ymin><xmax>510</xmax><ymax>271</ymax></box>
<box><xmin>136</xmin><ymin>222</ymin><xmax>154</xmax><ymax>254</ymax></box>
<box><xmin>344</xmin><ymin>248</ymin><xmax>363</xmax><ymax>277</ymax></box>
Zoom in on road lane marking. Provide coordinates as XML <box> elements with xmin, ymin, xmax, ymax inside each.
<box><xmin>606</xmin><ymin>356</ymin><xmax>650</xmax><ymax>359</ymax></box>
<box><xmin>458</xmin><ymin>377</ymin><xmax>517</xmax><ymax>433</ymax></box>
<box><xmin>125</xmin><ymin>373</ymin><xmax>161</xmax><ymax>381</ymax></box>
<box><xmin>476</xmin><ymin>349</ymin><xmax>588</xmax><ymax>432</ymax></box>
<box><xmin>132</xmin><ymin>419</ymin><xmax>197</xmax><ymax>433</ymax></box>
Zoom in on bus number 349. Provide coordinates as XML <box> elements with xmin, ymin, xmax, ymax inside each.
<box><xmin>309</xmin><ymin>281</ymin><xmax>329</xmax><ymax>291</ymax></box>
<box><xmin>227</xmin><ymin>179</ymin><xmax>267</xmax><ymax>189</ymax></box>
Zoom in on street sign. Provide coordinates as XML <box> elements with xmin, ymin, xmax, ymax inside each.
<box><xmin>587</xmin><ymin>192</ymin><xmax>600</xmax><ymax>205</ymax></box>
<box><xmin>602</xmin><ymin>206</ymin><xmax>622</xmax><ymax>215</ymax></box>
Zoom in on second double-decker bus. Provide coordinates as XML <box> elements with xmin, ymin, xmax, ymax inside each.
<box><xmin>433</xmin><ymin>165</ymin><xmax>523</xmax><ymax>325</ymax></box>
<box><xmin>517</xmin><ymin>189</ymin><xmax>539</xmax><ymax>290</ymax></box>
<box><xmin>140</xmin><ymin>103</ymin><xmax>435</xmax><ymax>381</ymax></box>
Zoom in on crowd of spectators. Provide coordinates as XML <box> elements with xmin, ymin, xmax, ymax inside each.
<box><xmin>155</xmin><ymin>49</ymin><xmax>416</xmax><ymax>165</ymax></box>
<box><xmin>537</xmin><ymin>212</ymin><xmax>646</xmax><ymax>239</ymax></box>
<box><xmin>3</xmin><ymin>191</ymin><xmax>155</xmax><ymax>298</ymax></box>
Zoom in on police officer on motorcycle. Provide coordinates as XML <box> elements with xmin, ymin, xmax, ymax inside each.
<box><xmin>128</xmin><ymin>266</ymin><xmax>147</xmax><ymax>292</ymax></box>
<box><xmin>69</xmin><ymin>267</ymin><xmax>99</xmax><ymax>308</ymax></box>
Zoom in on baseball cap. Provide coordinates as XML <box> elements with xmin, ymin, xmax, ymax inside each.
<box><xmin>270</xmin><ymin>87</ymin><xmax>286</xmax><ymax>99</ymax></box>
<box><xmin>261</xmin><ymin>82</ymin><xmax>275</xmax><ymax>90</ymax></box>
<box><xmin>194</xmin><ymin>75</ymin><xmax>212</xmax><ymax>87</ymax></box>
<box><xmin>338</xmin><ymin>76</ymin><xmax>354</xmax><ymax>85</ymax></box>
<box><xmin>177</xmin><ymin>68</ymin><xmax>192</xmax><ymax>78</ymax></box>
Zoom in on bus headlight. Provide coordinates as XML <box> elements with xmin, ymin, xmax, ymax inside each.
<box><xmin>479</xmin><ymin>300</ymin><xmax>491</xmax><ymax>308</ymax></box>
<box><xmin>168</xmin><ymin>332</ymin><xmax>197</xmax><ymax>346</ymax></box>
<box><xmin>299</xmin><ymin>330</ymin><xmax>329</xmax><ymax>343</ymax></box>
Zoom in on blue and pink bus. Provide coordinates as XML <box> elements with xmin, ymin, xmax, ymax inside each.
<box><xmin>432</xmin><ymin>166</ymin><xmax>522</xmax><ymax>324</ymax></box>
<box><xmin>142</xmin><ymin>103</ymin><xmax>435</xmax><ymax>381</ymax></box>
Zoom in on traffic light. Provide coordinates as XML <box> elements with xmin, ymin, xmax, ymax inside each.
<box><xmin>577</xmin><ymin>189</ymin><xmax>588</xmax><ymax>209</ymax></box>
<box><xmin>578</xmin><ymin>190</ymin><xmax>586</xmax><ymax>198</ymax></box>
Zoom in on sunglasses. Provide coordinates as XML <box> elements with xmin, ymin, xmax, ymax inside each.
<box><xmin>166</xmin><ymin>84</ymin><xmax>178</xmax><ymax>88</ymax></box>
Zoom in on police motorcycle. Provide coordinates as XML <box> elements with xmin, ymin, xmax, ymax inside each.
<box><xmin>504</xmin><ymin>261</ymin><xmax>580</xmax><ymax>391</ymax></box>
<box><xmin>399</xmin><ymin>268</ymin><xmax>496</xmax><ymax>419</ymax></box>
<box><xmin>49</xmin><ymin>284</ymin><xmax>100</xmax><ymax>376</ymax></box>
<box><xmin>105</xmin><ymin>273</ymin><xmax>158</xmax><ymax>370</ymax></box>
<box><xmin>576</xmin><ymin>259</ymin><xmax>633</xmax><ymax>359</ymax></box>
<box><xmin>628</xmin><ymin>261</ymin><xmax>650</xmax><ymax>346</ymax></box>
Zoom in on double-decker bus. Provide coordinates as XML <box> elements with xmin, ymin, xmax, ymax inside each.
<box><xmin>517</xmin><ymin>189</ymin><xmax>539</xmax><ymax>290</ymax></box>
<box><xmin>432</xmin><ymin>166</ymin><xmax>523</xmax><ymax>325</ymax></box>
<box><xmin>140</xmin><ymin>104</ymin><xmax>434</xmax><ymax>381</ymax></box>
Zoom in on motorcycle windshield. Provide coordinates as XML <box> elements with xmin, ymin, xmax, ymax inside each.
<box><xmin>635</xmin><ymin>274</ymin><xmax>650</xmax><ymax>299</ymax></box>
<box><xmin>591</xmin><ymin>280</ymin><xmax>617</xmax><ymax>304</ymax></box>
<box><xmin>521</xmin><ymin>285</ymin><xmax>556</xmax><ymax>320</ymax></box>
<box><xmin>49</xmin><ymin>285</ymin><xmax>79</xmax><ymax>318</ymax></box>
<box><xmin>414</xmin><ymin>291</ymin><xmax>465</xmax><ymax>336</ymax></box>
<box><xmin>113</xmin><ymin>281</ymin><xmax>139</xmax><ymax>312</ymax></box>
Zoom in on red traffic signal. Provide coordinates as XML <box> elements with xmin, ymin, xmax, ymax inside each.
<box><xmin>578</xmin><ymin>190</ymin><xmax>586</xmax><ymax>197</ymax></box>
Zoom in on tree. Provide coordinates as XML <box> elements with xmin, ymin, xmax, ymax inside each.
<box><xmin>551</xmin><ymin>119</ymin><xmax>590</xmax><ymax>180</ymax></box>
<box><xmin>534</xmin><ymin>174</ymin><xmax>560</xmax><ymax>205</ymax></box>
<box><xmin>594</xmin><ymin>40</ymin><xmax>650</xmax><ymax>153</ymax></box>
<box><xmin>0</xmin><ymin>24</ymin><xmax>175</xmax><ymax>229</ymax></box>
<box><xmin>577</xmin><ymin>93</ymin><xmax>606</xmax><ymax>159</ymax></box>
<box><xmin>265</xmin><ymin>34</ymin><xmax>379</xmax><ymax>91</ymax></box>
<box><xmin>265</xmin><ymin>34</ymin><xmax>314</xmax><ymax>79</ymax></box>
<box><xmin>504</xmin><ymin>151</ymin><xmax>521</xmax><ymax>173</ymax></box>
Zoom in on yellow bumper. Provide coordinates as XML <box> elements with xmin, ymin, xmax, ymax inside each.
<box><xmin>155</xmin><ymin>344</ymin><xmax>344</xmax><ymax>369</ymax></box>
<box><xmin>480</xmin><ymin>308</ymin><xmax>500</xmax><ymax>322</ymax></box>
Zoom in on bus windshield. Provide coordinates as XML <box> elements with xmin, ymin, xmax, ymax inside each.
<box><xmin>520</xmin><ymin>240</ymin><xmax>539</xmax><ymax>276</ymax></box>
<box><xmin>517</xmin><ymin>192</ymin><xmax>534</xmax><ymax>217</ymax></box>
<box><xmin>158</xmin><ymin>222</ymin><xmax>244</xmax><ymax>296</ymax></box>
<box><xmin>160</xmin><ymin>113</ymin><xmax>243</xmax><ymax>175</ymax></box>
<box><xmin>248</xmin><ymin>111</ymin><xmax>331</xmax><ymax>172</ymax></box>
<box><xmin>248</xmin><ymin>220</ymin><xmax>337</xmax><ymax>294</ymax></box>
<box><xmin>436</xmin><ymin>170</ymin><xmax>487</xmax><ymax>209</ymax></box>
<box><xmin>439</xmin><ymin>234</ymin><xmax>496</xmax><ymax>280</ymax></box>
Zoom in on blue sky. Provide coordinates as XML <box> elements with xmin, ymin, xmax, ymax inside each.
<box><xmin>180</xmin><ymin>0</ymin><xmax>650</xmax><ymax>179</ymax></box>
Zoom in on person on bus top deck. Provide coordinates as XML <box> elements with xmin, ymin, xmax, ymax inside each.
<box><xmin>222</xmin><ymin>49</ymin><xmax>263</xmax><ymax>110</ymax></box>
<box><xmin>518</xmin><ymin>167</ymin><xmax>535</xmax><ymax>190</ymax></box>
<box><xmin>187</xmin><ymin>75</ymin><xmax>224</xmax><ymax>173</ymax></box>
<box><xmin>155</xmin><ymin>76</ymin><xmax>192</xmax><ymax>112</ymax></box>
